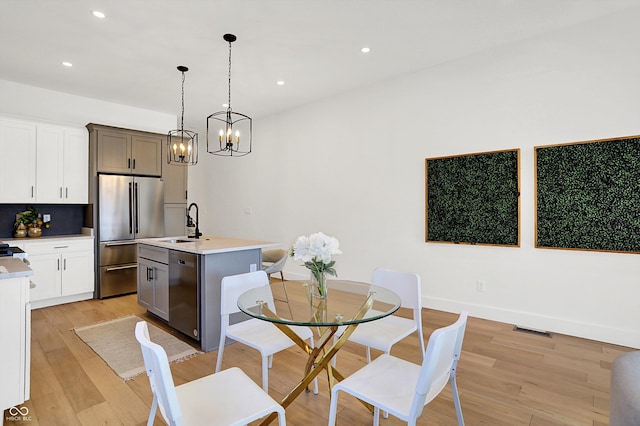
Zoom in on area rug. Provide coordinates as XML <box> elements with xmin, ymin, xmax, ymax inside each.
<box><xmin>74</xmin><ymin>315</ymin><xmax>199</xmax><ymax>381</ymax></box>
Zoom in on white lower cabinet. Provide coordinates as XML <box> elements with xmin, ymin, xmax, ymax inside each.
<box><xmin>23</xmin><ymin>238</ymin><xmax>95</xmax><ymax>309</ymax></box>
<box><xmin>0</xmin><ymin>275</ymin><xmax>30</xmax><ymax>411</ymax></box>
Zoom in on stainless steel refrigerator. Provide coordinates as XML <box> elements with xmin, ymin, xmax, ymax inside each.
<box><xmin>97</xmin><ymin>174</ymin><xmax>165</xmax><ymax>298</ymax></box>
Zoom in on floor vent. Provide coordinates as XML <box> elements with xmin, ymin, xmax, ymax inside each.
<box><xmin>513</xmin><ymin>326</ymin><xmax>552</xmax><ymax>338</ymax></box>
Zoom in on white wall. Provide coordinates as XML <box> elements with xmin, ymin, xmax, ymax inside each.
<box><xmin>191</xmin><ymin>8</ymin><xmax>640</xmax><ymax>348</ymax></box>
<box><xmin>0</xmin><ymin>80</ymin><xmax>175</xmax><ymax>132</ymax></box>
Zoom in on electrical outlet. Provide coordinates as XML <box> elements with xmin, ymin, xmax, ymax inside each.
<box><xmin>476</xmin><ymin>280</ymin><xmax>486</xmax><ymax>292</ymax></box>
<box><xmin>244</xmin><ymin>207</ymin><xmax>253</xmax><ymax>215</ymax></box>
<box><xmin>43</xmin><ymin>214</ymin><xmax>51</xmax><ymax>222</ymax></box>
<box><xmin>250</xmin><ymin>263</ymin><xmax>257</xmax><ymax>272</ymax></box>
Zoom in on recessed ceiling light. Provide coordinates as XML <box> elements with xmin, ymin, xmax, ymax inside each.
<box><xmin>276</xmin><ymin>80</ymin><xmax>285</xmax><ymax>86</ymax></box>
<box><xmin>361</xmin><ymin>47</ymin><xmax>371</xmax><ymax>53</ymax></box>
<box><xmin>92</xmin><ymin>10</ymin><xmax>106</xmax><ymax>18</ymax></box>
<box><xmin>62</xmin><ymin>61</ymin><xmax>73</xmax><ymax>67</ymax></box>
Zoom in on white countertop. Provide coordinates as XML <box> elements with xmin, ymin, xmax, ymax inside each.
<box><xmin>0</xmin><ymin>257</ymin><xmax>33</xmax><ymax>279</ymax></box>
<box><xmin>1</xmin><ymin>233</ymin><xmax>94</xmax><ymax>244</ymax></box>
<box><xmin>138</xmin><ymin>235</ymin><xmax>280</xmax><ymax>255</ymax></box>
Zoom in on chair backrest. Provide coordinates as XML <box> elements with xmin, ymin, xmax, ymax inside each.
<box><xmin>371</xmin><ymin>268</ymin><xmax>422</xmax><ymax>311</ymax></box>
<box><xmin>220</xmin><ymin>270</ymin><xmax>276</xmax><ymax>316</ymax></box>
<box><xmin>135</xmin><ymin>321</ymin><xmax>183</xmax><ymax>426</ymax></box>
<box><xmin>410</xmin><ymin>311</ymin><xmax>468</xmax><ymax>418</ymax></box>
<box><xmin>261</xmin><ymin>249</ymin><xmax>288</xmax><ymax>275</ymax></box>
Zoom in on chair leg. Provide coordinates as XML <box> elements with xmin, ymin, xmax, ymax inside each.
<box><xmin>269</xmin><ymin>273</ymin><xmax>293</xmax><ymax>319</ymax></box>
<box><xmin>262</xmin><ymin>355</ymin><xmax>270</xmax><ymax>392</ymax></box>
<box><xmin>277</xmin><ymin>408</ymin><xmax>286</xmax><ymax>426</ymax></box>
<box><xmin>328</xmin><ymin>388</ymin><xmax>340</xmax><ymax>426</ymax></box>
<box><xmin>147</xmin><ymin>395</ymin><xmax>158</xmax><ymax>426</ymax></box>
<box><xmin>215</xmin><ymin>336</ymin><xmax>226</xmax><ymax>373</ymax></box>
<box><xmin>281</xmin><ymin>279</ymin><xmax>293</xmax><ymax>319</ymax></box>
<box><xmin>451</xmin><ymin>373</ymin><xmax>465</xmax><ymax>426</ymax></box>
<box><xmin>308</xmin><ymin>336</ymin><xmax>319</xmax><ymax>395</ymax></box>
<box><xmin>373</xmin><ymin>406</ymin><xmax>381</xmax><ymax>426</ymax></box>
<box><xmin>366</xmin><ymin>346</ymin><xmax>372</xmax><ymax>363</ymax></box>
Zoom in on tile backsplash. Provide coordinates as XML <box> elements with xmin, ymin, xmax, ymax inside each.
<box><xmin>0</xmin><ymin>204</ymin><xmax>87</xmax><ymax>238</ymax></box>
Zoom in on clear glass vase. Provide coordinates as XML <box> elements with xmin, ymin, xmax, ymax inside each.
<box><xmin>310</xmin><ymin>270</ymin><xmax>328</xmax><ymax>299</ymax></box>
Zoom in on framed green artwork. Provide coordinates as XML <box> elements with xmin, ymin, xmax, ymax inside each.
<box><xmin>535</xmin><ymin>135</ymin><xmax>640</xmax><ymax>253</ymax></box>
<box><xmin>425</xmin><ymin>149</ymin><xmax>520</xmax><ymax>246</ymax></box>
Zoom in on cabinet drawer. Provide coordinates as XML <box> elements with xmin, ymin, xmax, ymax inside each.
<box><xmin>99</xmin><ymin>241</ymin><xmax>137</xmax><ymax>266</ymax></box>
<box><xmin>24</xmin><ymin>238</ymin><xmax>93</xmax><ymax>254</ymax></box>
<box><xmin>100</xmin><ymin>264</ymin><xmax>137</xmax><ymax>297</ymax></box>
<box><xmin>138</xmin><ymin>244</ymin><xmax>169</xmax><ymax>264</ymax></box>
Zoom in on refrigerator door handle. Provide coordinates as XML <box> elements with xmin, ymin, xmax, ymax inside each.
<box><xmin>105</xmin><ymin>264</ymin><xmax>137</xmax><ymax>272</ymax></box>
<box><xmin>128</xmin><ymin>181</ymin><xmax>133</xmax><ymax>234</ymax></box>
<box><xmin>134</xmin><ymin>182</ymin><xmax>140</xmax><ymax>234</ymax></box>
<box><xmin>104</xmin><ymin>241</ymin><xmax>137</xmax><ymax>247</ymax></box>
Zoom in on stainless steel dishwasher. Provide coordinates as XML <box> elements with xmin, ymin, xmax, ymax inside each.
<box><xmin>168</xmin><ymin>250</ymin><xmax>200</xmax><ymax>341</ymax></box>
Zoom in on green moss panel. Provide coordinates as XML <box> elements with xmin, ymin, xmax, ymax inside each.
<box><xmin>536</xmin><ymin>136</ymin><xmax>640</xmax><ymax>253</ymax></box>
<box><xmin>426</xmin><ymin>149</ymin><xmax>520</xmax><ymax>246</ymax></box>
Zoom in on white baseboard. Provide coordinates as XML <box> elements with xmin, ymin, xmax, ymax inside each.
<box><xmin>424</xmin><ymin>296</ymin><xmax>640</xmax><ymax>350</ymax></box>
<box><xmin>31</xmin><ymin>292</ymin><xmax>94</xmax><ymax>310</ymax></box>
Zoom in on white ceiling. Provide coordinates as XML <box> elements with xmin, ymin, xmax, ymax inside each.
<box><xmin>0</xmin><ymin>0</ymin><xmax>636</xmax><ymax>131</ymax></box>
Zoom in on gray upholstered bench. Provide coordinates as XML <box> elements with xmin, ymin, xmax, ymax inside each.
<box><xmin>611</xmin><ymin>351</ymin><xmax>640</xmax><ymax>426</ymax></box>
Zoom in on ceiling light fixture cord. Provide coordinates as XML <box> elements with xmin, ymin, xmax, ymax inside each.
<box><xmin>180</xmin><ymin>70</ymin><xmax>186</xmax><ymax>130</ymax></box>
<box><xmin>227</xmin><ymin>39</ymin><xmax>232</xmax><ymax>111</ymax></box>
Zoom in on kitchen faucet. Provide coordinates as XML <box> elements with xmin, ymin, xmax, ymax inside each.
<box><xmin>187</xmin><ymin>203</ymin><xmax>202</xmax><ymax>239</ymax></box>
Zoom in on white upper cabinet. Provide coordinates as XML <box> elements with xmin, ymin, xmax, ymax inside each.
<box><xmin>0</xmin><ymin>118</ymin><xmax>37</xmax><ymax>202</ymax></box>
<box><xmin>62</xmin><ymin>128</ymin><xmax>89</xmax><ymax>203</ymax></box>
<box><xmin>0</xmin><ymin>116</ymin><xmax>88</xmax><ymax>204</ymax></box>
<box><xmin>36</xmin><ymin>125</ymin><xmax>88</xmax><ymax>203</ymax></box>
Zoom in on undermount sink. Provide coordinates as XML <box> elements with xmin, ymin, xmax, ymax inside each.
<box><xmin>162</xmin><ymin>238</ymin><xmax>193</xmax><ymax>244</ymax></box>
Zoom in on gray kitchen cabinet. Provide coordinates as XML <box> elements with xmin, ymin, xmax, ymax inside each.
<box><xmin>164</xmin><ymin>204</ymin><xmax>187</xmax><ymax>236</ymax></box>
<box><xmin>162</xmin><ymin>144</ymin><xmax>188</xmax><ymax>203</ymax></box>
<box><xmin>161</xmin><ymin>134</ymin><xmax>188</xmax><ymax>236</ymax></box>
<box><xmin>163</xmin><ymin>161</ymin><xmax>187</xmax><ymax>203</ymax></box>
<box><xmin>90</xmin><ymin>124</ymin><xmax>163</xmax><ymax>176</ymax></box>
<box><xmin>137</xmin><ymin>244</ymin><xmax>169</xmax><ymax>320</ymax></box>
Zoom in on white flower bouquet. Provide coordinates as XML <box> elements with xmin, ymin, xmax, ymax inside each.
<box><xmin>290</xmin><ymin>232</ymin><xmax>342</xmax><ymax>297</ymax></box>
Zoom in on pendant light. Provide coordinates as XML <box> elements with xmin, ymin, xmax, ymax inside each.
<box><xmin>207</xmin><ymin>34</ymin><xmax>252</xmax><ymax>157</ymax></box>
<box><xmin>168</xmin><ymin>65</ymin><xmax>198</xmax><ymax>165</ymax></box>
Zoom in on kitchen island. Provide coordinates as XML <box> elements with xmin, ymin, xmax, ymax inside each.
<box><xmin>0</xmin><ymin>257</ymin><xmax>32</xmax><ymax>411</ymax></box>
<box><xmin>137</xmin><ymin>235</ymin><xmax>279</xmax><ymax>352</ymax></box>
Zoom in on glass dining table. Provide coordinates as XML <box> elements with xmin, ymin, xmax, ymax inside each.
<box><xmin>237</xmin><ymin>279</ymin><xmax>401</xmax><ymax>425</ymax></box>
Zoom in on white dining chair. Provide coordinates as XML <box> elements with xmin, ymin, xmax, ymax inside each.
<box><xmin>328</xmin><ymin>311</ymin><xmax>468</xmax><ymax>426</ymax></box>
<box><xmin>215</xmin><ymin>270</ymin><xmax>318</xmax><ymax>394</ymax></box>
<box><xmin>333</xmin><ymin>268</ymin><xmax>425</xmax><ymax>367</ymax></box>
<box><xmin>135</xmin><ymin>321</ymin><xmax>286</xmax><ymax>426</ymax></box>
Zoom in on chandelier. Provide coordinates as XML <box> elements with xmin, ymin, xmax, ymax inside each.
<box><xmin>168</xmin><ymin>66</ymin><xmax>198</xmax><ymax>165</ymax></box>
<box><xmin>207</xmin><ymin>34</ymin><xmax>252</xmax><ymax>157</ymax></box>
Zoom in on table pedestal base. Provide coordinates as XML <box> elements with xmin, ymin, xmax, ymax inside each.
<box><xmin>258</xmin><ymin>297</ymin><xmax>374</xmax><ymax>425</ymax></box>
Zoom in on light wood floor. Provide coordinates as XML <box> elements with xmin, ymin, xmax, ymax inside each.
<box><xmin>3</xmin><ymin>281</ymin><xmax>632</xmax><ymax>426</ymax></box>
